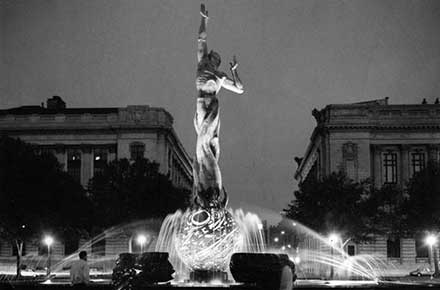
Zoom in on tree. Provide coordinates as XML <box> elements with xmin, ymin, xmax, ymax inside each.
<box><xmin>88</xmin><ymin>158</ymin><xmax>191</xmax><ymax>227</ymax></box>
<box><xmin>284</xmin><ymin>172</ymin><xmax>376</xmax><ymax>241</ymax></box>
<box><xmin>405</xmin><ymin>161</ymin><xmax>440</xmax><ymax>233</ymax></box>
<box><xmin>364</xmin><ymin>184</ymin><xmax>408</xmax><ymax>237</ymax></box>
<box><xmin>0</xmin><ymin>135</ymin><xmax>93</xmax><ymax>277</ymax></box>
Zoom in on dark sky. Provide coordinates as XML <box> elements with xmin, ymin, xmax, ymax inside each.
<box><xmin>2</xmin><ymin>0</ymin><xmax>440</xmax><ymax>220</ymax></box>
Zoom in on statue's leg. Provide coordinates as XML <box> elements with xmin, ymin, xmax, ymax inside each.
<box><xmin>193</xmin><ymin>97</ymin><xmax>223</xmax><ymax>207</ymax></box>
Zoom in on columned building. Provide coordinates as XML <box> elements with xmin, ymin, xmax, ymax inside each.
<box><xmin>295</xmin><ymin>97</ymin><xmax>440</xmax><ymax>271</ymax></box>
<box><xmin>0</xmin><ymin>96</ymin><xmax>192</xmax><ymax>264</ymax></box>
<box><xmin>0</xmin><ymin>96</ymin><xmax>192</xmax><ymax>189</ymax></box>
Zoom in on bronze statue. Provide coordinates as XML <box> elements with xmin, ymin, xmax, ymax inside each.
<box><xmin>193</xmin><ymin>4</ymin><xmax>244</xmax><ymax>209</ymax></box>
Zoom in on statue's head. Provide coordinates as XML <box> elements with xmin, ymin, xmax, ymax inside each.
<box><xmin>208</xmin><ymin>50</ymin><xmax>221</xmax><ymax>68</ymax></box>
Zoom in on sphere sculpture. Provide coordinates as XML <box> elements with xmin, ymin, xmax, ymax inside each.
<box><xmin>175</xmin><ymin>208</ymin><xmax>242</xmax><ymax>274</ymax></box>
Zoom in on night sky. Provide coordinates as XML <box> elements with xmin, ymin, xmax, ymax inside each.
<box><xmin>2</xmin><ymin>0</ymin><xmax>440</xmax><ymax>221</ymax></box>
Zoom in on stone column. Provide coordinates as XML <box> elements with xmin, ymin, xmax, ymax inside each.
<box><xmin>55</xmin><ymin>145</ymin><xmax>66</xmax><ymax>171</ymax></box>
<box><xmin>428</xmin><ymin>144</ymin><xmax>437</xmax><ymax>163</ymax></box>
<box><xmin>372</xmin><ymin>145</ymin><xmax>382</xmax><ymax>188</ymax></box>
<box><xmin>400</xmin><ymin>145</ymin><xmax>410</xmax><ymax>187</ymax></box>
<box><xmin>81</xmin><ymin>146</ymin><xmax>93</xmax><ymax>188</ymax></box>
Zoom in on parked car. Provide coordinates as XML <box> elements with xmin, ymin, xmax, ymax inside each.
<box><xmin>409</xmin><ymin>267</ymin><xmax>435</xmax><ymax>277</ymax></box>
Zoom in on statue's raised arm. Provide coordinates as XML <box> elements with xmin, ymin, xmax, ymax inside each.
<box><xmin>222</xmin><ymin>55</ymin><xmax>244</xmax><ymax>94</ymax></box>
<box><xmin>197</xmin><ymin>4</ymin><xmax>209</xmax><ymax>63</ymax></box>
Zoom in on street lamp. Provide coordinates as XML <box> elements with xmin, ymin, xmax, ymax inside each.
<box><xmin>426</xmin><ymin>234</ymin><xmax>439</xmax><ymax>277</ymax></box>
<box><xmin>328</xmin><ymin>233</ymin><xmax>340</xmax><ymax>280</ymax></box>
<box><xmin>136</xmin><ymin>234</ymin><xmax>147</xmax><ymax>253</ymax></box>
<box><xmin>43</xmin><ymin>235</ymin><xmax>54</xmax><ymax>276</ymax></box>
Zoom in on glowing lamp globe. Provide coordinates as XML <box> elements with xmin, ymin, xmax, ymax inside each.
<box><xmin>174</xmin><ymin>208</ymin><xmax>242</xmax><ymax>272</ymax></box>
<box><xmin>426</xmin><ymin>235</ymin><xmax>437</xmax><ymax>246</ymax></box>
<box><xmin>44</xmin><ymin>236</ymin><xmax>54</xmax><ymax>247</ymax></box>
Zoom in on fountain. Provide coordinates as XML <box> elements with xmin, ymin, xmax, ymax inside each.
<box><xmin>0</xmin><ymin>5</ymin><xmax>421</xmax><ymax>290</ymax></box>
<box><xmin>151</xmin><ymin>3</ymin><xmax>275</xmax><ymax>284</ymax></box>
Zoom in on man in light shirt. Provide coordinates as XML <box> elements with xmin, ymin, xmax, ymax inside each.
<box><xmin>70</xmin><ymin>251</ymin><xmax>90</xmax><ymax>286</ymax></box>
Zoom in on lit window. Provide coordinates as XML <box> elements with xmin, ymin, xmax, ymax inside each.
<box><xmin>93</xmin><ymin>149</ymin><xmax>108</xmax><ymax>176</ymax></box>
<box><xmin>130</xmin><ymin>142</ymin><xmax>145</xmax><ymax>160</ymax></box>
<box><xmin>383</xmin><ymin>152</ymin><xmax>397</xmax><ymax>184</ymax></box>
<box><xmin>67</xmin><ymin>151</ymin><xmax>81</xmax><ymax>183</ymax></box>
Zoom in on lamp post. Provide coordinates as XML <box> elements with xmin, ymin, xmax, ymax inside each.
<box><xmin>328</xmin><ymin>233</ymin><xmax>340</xmax><ymax>280</ymax></box>
<box><xmin>426</xmin><ymin>234</ymin><xmax>439</xmax><ymax>278</ymax></box>
<box><xmin>136</xmin><ymin>234</ymin><xmax>147</xmax><ymax>254</ymax></box>
<box><xmin>43</xmin><ymin>236</ymin><xmax>54</xmax><ymax>276</ymax></box>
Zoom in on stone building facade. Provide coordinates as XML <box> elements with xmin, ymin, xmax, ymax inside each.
<box><xmin>294</xmin><ymin>98</ymin><xmax>440</xmax><ymax>273</ymax></box>
<box><xmin>0</xmin><ymin>96</ymin><xmax>192</xmax><ymax>265</ymax></box>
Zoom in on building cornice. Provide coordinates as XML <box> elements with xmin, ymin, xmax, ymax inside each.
<box><xmin>295</xmin><ymin>98</ymin><xmax>440</xmax><ymax>182</ymax></box>
<box><xmin>294</xmin><ymin>126</ymin><xmax>324</xmax><ymax>181</ymax></box>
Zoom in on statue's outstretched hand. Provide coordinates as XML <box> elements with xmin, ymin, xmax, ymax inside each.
<box><xmin>200</xmin><ymin>4</ymin><xmax>208</xmax><ymax>19</ymax></box>
<box><xmin>230</xmin><ymin>55</ymin><xmax>238</xmax><ymax>70</ymax></box>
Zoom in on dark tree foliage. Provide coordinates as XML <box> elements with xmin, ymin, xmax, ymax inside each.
<box><xmin>365</xmin><ymin>184</ymin><xmax>408</xmax><ymax>236</ymax></box>
<box><xmin>88</xmin><ymin>158</ymin><xmax>190</xmax><ymax>227</ymax></box>
<box><xmin>283</xmin><ymin>172</ymin><xmax>375</xmax><ymax>241</ymax></box>
<box><xmin>0</xmin><ymin>135</ymin><xmax>92</xmax><ymax>276</ymax></box>
<box><xmin>405</xmin><ymin>161</ymin><xmax>440</xmax><ymax>233</ymax></box>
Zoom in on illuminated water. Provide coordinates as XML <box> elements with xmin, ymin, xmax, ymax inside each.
<box><xmin>0</xmin><ymin>211</ymin><xmax>399</xmax><ymax>284</ymax></box>
<box><xmin>155</xmin><ymin>208</ymin><xmax>265</xmax><ymax>281</ymax></box>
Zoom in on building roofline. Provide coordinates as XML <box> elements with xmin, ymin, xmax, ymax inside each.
<box><xmin>294</xmin><ymin>126</ymin><xmax>321</xmax><ymax>181</ymax></box>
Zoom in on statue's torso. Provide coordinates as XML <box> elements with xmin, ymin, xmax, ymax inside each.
<box><xmin>196</xmin><ymin>58</ymin><xmax>225</xmax><ymax>95</ymax></box>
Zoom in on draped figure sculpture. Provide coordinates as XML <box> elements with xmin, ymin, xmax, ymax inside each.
<box><xmin>193</xmin><ymin>4</ymin><xmax>244</xmax><ymax>209</ymax></box>
<box><xmin>159</xmin><ymin>5</ymin><xmax>248</xmax><ymax>276</ymax></box>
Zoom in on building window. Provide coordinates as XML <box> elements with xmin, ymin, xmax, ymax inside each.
<box><xmin>93</xmin><ymin>149</ymin><xmax>108</xmax><ymax>176</ymax></box>
<box><xmin>383</xmin><ymin>152</ymin><xmax>397</xmax><ymax>184</ymax></box>
<box><xmin>38</xmin><ymin>242</ymin><xmax>49</xmax><ymax>256</ymax></box>
<box><xmin>415</xmin><ymin>234</ymin><xmax>429</xmax><ymax>258</ymax></box>
<box><xmin>130</xmin><ymin>142</ymin><xmax>145</xmax><ymax>160</ymax></box>
<box><xmin>387</xmin><ymin>238</ymin><xmax>401</xmax><ymax>258</ymax></box>
<box><xmin>411</xmin><ymin>152</ymin><xmax>425</xmax><ymax>176</ymax></box>
<box><xmin>347</xmin><ymin>245</ymin><xmax>355</xmax><ymax>256</ymax></box>
<box><xmin>40</xmin><ymin>148</ymin><xmax>54</xmax><ymax>156</ymax></box>
<box><xmin>91</xmin><ymin>239</ymin><xmax>105</xmax><ymax>256</ymax></box>
<box><xmin>64</xmin><ymin>238</ymin><xmax>79</xmax><ymax>256</ymax></box>
<box><xmin>67</xmin><ymin>150</ymin><xmax>81</xmax><ymax>183</ymax></box>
